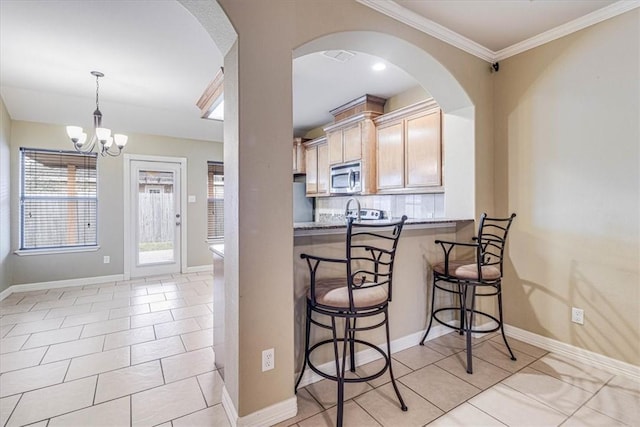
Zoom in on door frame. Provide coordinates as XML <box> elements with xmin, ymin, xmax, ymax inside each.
<box><xmin>123</xmin><ymin>154</ymin><xmax>188</xmax><ymax>280</ymax></box>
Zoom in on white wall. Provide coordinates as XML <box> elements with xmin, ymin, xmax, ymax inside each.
<box><xmin>8</xmin><ymin>120</ymin><xmax>223</xmax><ymax>285</ymax></box>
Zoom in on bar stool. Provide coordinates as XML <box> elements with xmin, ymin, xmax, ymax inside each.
<box><xmin>295</xmin><ymin>216</ymin><xmax>408</xmax><ymax>427</ymax></box>
<box><xmin>420</xmin><ymin>213</ymin><xmax>516</xmax><ymax>374</ymax></box>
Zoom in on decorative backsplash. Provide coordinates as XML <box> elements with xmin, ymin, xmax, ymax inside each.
<box><xmin>315</xmin><ymin>193</ymin><xmax>445</xmax><ymax>222</ymax></box>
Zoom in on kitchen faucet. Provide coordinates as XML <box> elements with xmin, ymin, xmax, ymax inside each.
<box><xmin>344</xmin><ymin>197</ymin><xmax>361</xmax><ymax>221</ymax></box>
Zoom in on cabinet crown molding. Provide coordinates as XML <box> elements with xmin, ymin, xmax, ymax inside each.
<box><xmin>330</xmin><ymin>94</ymin><xmax>387</xmax><ymax>121</ymax></box>
<box><xmin>302</xmin><ymin>135</ymin><xmax>327</xmax><ymax>148</ymax></box>
<box><xmin>323</xmin><ymin>111</ymin><xmax>382</xmax><ymax>133</ymax></box>
<box><xmin>374</xmin><ymin>98</ymin><xmax>439</xmax><ymax>126</ymax></box>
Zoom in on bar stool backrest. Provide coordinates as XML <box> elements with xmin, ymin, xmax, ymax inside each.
<box><xmin>345</xmin><ymin>215</ymin><xmax>407</xmax><ymax>310</ymax></box>
<box><xmin>475</xmin><ymin>213</ymin><xmax>517</xmax><ymax>277</ymax></box>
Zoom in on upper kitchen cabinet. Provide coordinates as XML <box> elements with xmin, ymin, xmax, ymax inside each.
<box><xmin>323</xmin><ymin>95</ymin><xmax>385</xmax><ymax>194</ymax></box>
<box><xmin>324</xmin><ymin>95</ymin><xmax>385</xmax><ymax>165</ymax></box>
<box><xmin>303</xmin><ymin>136</ymin><xmax>329</xmax><ymax>197</ymax></box>
<box><xmin>375</xmin><ymin>99</ymin><xmax>442</xmax><ymax>193</ymax></box>
<box><xmin>293</xmin><ymin>137</ymin><xmax>308</xmax><ymax>174</ymax></box>
<box><xmin>324</xmin><ymin>95</ymin><xmax>386</xmax><ymax>165</ymax></box>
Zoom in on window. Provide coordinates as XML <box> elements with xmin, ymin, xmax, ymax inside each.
<box><xmin>19</xmin><ymin>148</ymin><xmax>98</xmax><ymax>250</ymax></box>
<box><xmin>207</xmin><ymin>162</ymin><xmax>224</xmax><ymax>240</ymax></box>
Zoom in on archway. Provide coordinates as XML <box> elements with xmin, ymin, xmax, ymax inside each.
<box><xmin>294</xmin><ymin>31</ymin><xmax>476</xmax><ymax>218</ymax></box>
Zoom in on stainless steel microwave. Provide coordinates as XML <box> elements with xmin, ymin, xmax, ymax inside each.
<box><xmin>330</xmin><ymin>162</ymin><xmax>361</xmax><ymax>194</ymax></box>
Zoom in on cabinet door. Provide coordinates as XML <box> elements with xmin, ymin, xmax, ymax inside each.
<box><xmin>293</xmin><ymin>139</ymin><xmax>306</xmax><ymax>174</ymax></box>
<box><xmin>406</xmin><ymin>110</ymin><xmax>441</xmax><ymax>187</ymax></box>
<box><xmin>327</xmin><ymin>131</ymin><xmax>343</xmax><ymax>165</ymax></box>
<box><xmin>342</xmin><ymin>124</ymin><xmax>361</xmax><ymax>162</ymax></box>
<box><xmin>376</xmin><ymin>122</ymin><xmax>404</xmax><ymax>190</ymax></box>
<box><xmin>305</xmin><ymin>146</ymin><xmax>318</xmax><ymax>195</ymax></box>
<box><xmin>317</xmin><ymin>143</ymin><xmax>329</xmax><ymax>195</ymax></box>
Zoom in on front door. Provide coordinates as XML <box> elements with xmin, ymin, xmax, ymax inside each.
<box><xmin>128</xmin><ymin>159</ymin><xmax>183</xmax><ymax>278</ymax></box>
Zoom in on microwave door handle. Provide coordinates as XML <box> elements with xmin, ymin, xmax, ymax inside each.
<box><xmin>348</xmin><ymin>170</ymin><xmax>355</xmax><ymax>191</ymax></box>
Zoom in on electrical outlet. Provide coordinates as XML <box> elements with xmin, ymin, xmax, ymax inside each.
<box><xmin>103</xmin><ymin>256</ymin><xmax>110</xmax><ymax>264</ymax></box>
<box><xmin>262</xmin><ymin>348</ymin><xmax>275</xmax><ymax>372</ymax></box>
<box><xmin>571</xmin><ymin>307</ymin><xmax>584</xmax><ymax>325</ymax></box>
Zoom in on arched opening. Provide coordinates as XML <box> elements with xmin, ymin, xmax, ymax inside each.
<box><xmin>294</xmin><ymin>31</ymin><xmax>476</xmax><ymax>218</ymax></box>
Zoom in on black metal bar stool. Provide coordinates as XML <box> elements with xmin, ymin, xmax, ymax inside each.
<box><xmin>295</xmin><ymin>216</ymin><xmax>408</xmax><ymax>427</ymax></box>
<box><xmin>420</xmin><ymin>213</ymin><xmax>517</xmax><ymax>374</ymax></box>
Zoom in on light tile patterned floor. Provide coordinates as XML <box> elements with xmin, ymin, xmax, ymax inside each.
<box><xmin>0</xmin><ymin>272</ymin><xmax>226</xmax><ymax>427</ymax></box>
<box><xmin>284</xmin><ymin>333</ymin><xmax>640</xmax><ymax>427</ymax></box>
<box><xmin>2</xmin><ymin>273</ymin><xmax>639</xmax><ymax>426</ymax></box>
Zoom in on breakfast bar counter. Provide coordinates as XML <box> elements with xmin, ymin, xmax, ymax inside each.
<box><xmin>292</xmin><ymin>217</ymin><xmax>475</xmax><ymax>383</ymax></box>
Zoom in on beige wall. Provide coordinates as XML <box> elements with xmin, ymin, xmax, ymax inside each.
<box><xmin>204</xmin><ymin>0</ymin><xmax>493</xmax><ymax>418</ymax></box>
<box><xmin>494</xmin><ymin>10</ymin><xmax>640</xmax><ymax>364</ymax></box>
<box><xmin>8</xmin><ymin>120</ymin><xmax>223</xmax><ymax>285</ymax></box>
<box><xmin>384</xmin><ymin>85</ymin><xmax>431</xmax><ymax>113</ymax></box>
<box><xmin>0</xmin><ymin>98</ymin><xmax>11</xmax><ymax>291</ymax></box>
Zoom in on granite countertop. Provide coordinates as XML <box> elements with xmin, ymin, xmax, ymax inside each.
<box><xmin>294</xmin><ymin>217</ymin><xmax>473</xmax><ymax>236</ymax></box>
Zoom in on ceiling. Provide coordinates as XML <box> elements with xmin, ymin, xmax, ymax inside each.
<box><xmin>1</xmin><ymin>0</ymin><xmax>634</xmax><ymax>143</ymax></box>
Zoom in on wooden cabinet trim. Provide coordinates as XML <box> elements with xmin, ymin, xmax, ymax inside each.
<box><xmin>323</xmin><ymin>111</ymin><xmax>382</xmax><ymax>133</ymax></box>
<box><xmin>302</xmin><ymin>136</ymin><xmax>327</xmax><ymax>148</ymax></box>
<box><xmin>374</xmin><ymin>98</ymin><xmax>439</xmax><ymax>126</ymax></box>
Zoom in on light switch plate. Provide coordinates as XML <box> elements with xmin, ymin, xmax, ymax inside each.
<box><xmin>188</xmin><ymin>195</ymin><xmax>196</xmax><ymax>203</ymax></box>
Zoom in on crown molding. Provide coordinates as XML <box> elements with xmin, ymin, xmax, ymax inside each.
<box><xmin>357</xmin><ymin>0</ymin><xmax>640</xmax><ymax>63</ymax></box>
<box><xmin>356</xmin><ymin>0</ymin><xmax>495</xmax><ymax>62</ymax></box>
<box><xmin>495</xmin><ymin>0</ymin><xmax>640</xmax><ymax>61</ymax></box>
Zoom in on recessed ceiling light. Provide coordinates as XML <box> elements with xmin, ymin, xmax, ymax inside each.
<box><xmin>372</xmin><ymin>62</ymin><xmax>386</xmax><ymax>71</ymax></box>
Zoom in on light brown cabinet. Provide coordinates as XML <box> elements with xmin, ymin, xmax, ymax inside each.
<box><xmin>292</xmin><ymin>137</ymin><xmax>308</xmax><ymax>174</ymax></box>
<box><xmin>376</xmin><ymin>122</ymin><xmax>404</xmax><ymax>190</ymax></box>
<box><xmin>375</xmin><ymin>99</ymin><xmax>442</xmax><ymax>193</ymax></box>
<box><xmin>406</xmin><ymin>111</ymin><xmax>441</xmax><ymax>187</ymax></box>
<box><xmin>324</xmin><ymin>112</ymin><xmax>380</xmax><ymax>194</ymax></box>
<box><xmin>327</xmin><ymin>124</ymin><xmax>363</xmax><ymax>165</ymax></box>
<box><xmin>303</xmin><ymin>136</ymin><xmax>329</xmax><ymax>197</ymax></box>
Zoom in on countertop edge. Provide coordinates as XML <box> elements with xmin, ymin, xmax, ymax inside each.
<box><xmin>294</xmin><ymin>218</ymin><xmax>473</xmax><ymax>237</ymax></box>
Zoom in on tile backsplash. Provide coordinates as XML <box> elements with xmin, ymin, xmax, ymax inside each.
<box><xmin>315</xmin><ymin>193</ymin><xmax>444</xmax><ymax>222</ymax></box>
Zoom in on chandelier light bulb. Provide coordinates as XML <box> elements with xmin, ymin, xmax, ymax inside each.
<box><xmin>114</xmin><ymin>134</ymin><xmax>128</xmax><ymax>148</ymax></box>
<box><xmin>66</xmin><ymin>126</ymin><xmax>83</xmax><ymax>141</ymax></box>
<box><xmin>77</xmin><ymin>133</ymin><xmax>88</xmax><ymax>147</ymax></box>
<box><xmin>96</xmin><ymin>127</ymin><xmax>111</xmax><ymax>143</ymax></box>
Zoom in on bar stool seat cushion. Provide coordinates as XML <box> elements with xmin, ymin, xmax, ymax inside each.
<box><xmin>432</xmin><ymin>260</ymin><xmax>501</xmax><ymax>281</ymax></box>
<box><xmin>308</xmin><ymin>278</ymin><xmax>388</xmax><ymax>309</ymax></box>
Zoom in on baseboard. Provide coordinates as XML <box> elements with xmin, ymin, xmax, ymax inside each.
<box><xmin>505</xmin><ymin>324</ymin><xmax>640</xmax><ymax>380</ymax></box>
<box><xmin>0</xmin><ymin>267</ymin><xmax>211</xmax><ymax>301</ymax></box>
<box><xmin>222</xmin><ymin>386</ymin><xmax>239</xmax><ymax>427</ymax></box>
<box><xmin>222</xmin><ymin>385</ymin><xmax>297</xmax><ymax>427</ymax></box>
<box><xmin>185</xmin><ymin>265</ymin><xmax>212</xmax><ymax>273</ymax></box>
<box><xmin>0</xmin><ymin>274</ymin><xmax>125</xmax><ymax>301</ymax></box>
<box><xmin>295</xmin><ymin>323</ymin><xmax>453</xmax><ymax>388</ymax></box>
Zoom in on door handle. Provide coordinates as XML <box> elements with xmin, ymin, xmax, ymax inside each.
<box><xmin>176</xmin><ymin>222</ymin><xmax>181</xmax><ymax>226</ymax></box>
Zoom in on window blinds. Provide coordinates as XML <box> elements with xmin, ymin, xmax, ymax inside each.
<box><xmin>20</xmin><ymin>148</ymin><xmax>98</xmax><ymax>250</ymax></box>
<box><xmin>207</xmin><ymin>162</ymin><xmax>224</xmax><ymax>239</ymax></box>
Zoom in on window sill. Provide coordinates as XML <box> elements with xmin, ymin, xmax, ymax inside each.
<box><xmin>207</xmin><ymin>238</ymin><xmax>224</xmax><ymax>245</ymax></box>
<box><xmin>14</xmin><ymin>246</ymin><xmax>101</xmax><ymax>256</ymax></box>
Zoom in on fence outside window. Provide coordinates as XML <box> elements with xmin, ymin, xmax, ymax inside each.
<box><xmin>19</xmin><ymin>148</ymin><xmax>98</xmax><ymax>250</ymax></box>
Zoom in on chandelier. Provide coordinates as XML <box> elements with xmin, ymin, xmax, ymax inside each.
<box><xmin>66</xmin><ymin>71</ymin><xmax>128</xmax><ymax>157</ymax></box>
